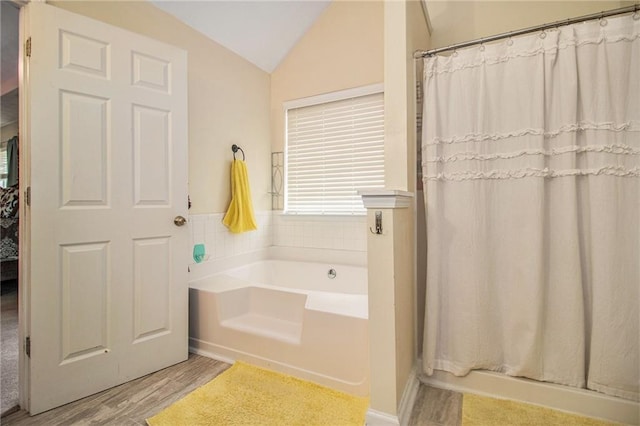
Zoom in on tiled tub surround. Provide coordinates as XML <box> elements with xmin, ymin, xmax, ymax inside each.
<box><xmin>188</xmin><ymin>212</ymin><xmax>367</xmax><ymax>264</ymax></box>
<box><xmin>188</xmin><ymin>212</ymin><xmax>273</xmax><ymax>262</ymax></box>
<box><xmin>272</xmin><ymin>213</ymin><xmax>367</xmax><ymax>252</ymax></box>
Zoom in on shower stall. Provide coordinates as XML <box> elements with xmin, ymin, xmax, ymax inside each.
<box><xmin>416</xmin><ymin>5</ymin><xmax>639</xmax><ymax>423</ymax></box>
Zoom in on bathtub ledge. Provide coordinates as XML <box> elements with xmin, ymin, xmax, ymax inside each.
<box><xmin>305</xmin><ymin>293</ymin><xmax>368</xmax><ymax>319</ymax></box>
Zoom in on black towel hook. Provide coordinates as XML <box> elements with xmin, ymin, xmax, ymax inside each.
<box><xmin>231</xmin><ymin>144</ymin><xmax>245</xmax><ymax>161</ymax></box>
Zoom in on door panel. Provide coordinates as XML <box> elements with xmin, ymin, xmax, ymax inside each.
<box><xmin>133</xmin><ymin>105</ymin><xmax>171</xmax><ymax>205</ymax></box>
<box><xmin>60</xmin><ymin>91</ymin><xmax>110</xmax><ymax>207</ymax></box>
<box><xmin>133</xmin><ymin>237</ymin><xmax>171</xmax><ymax>342</ymax></box>
<box><xmin>132</xmin><ymin>52</ymin><xmax>170</xmax><ymax>92</ymax></box>
<box><xmin>26</xmin><ymin>2</ymin><xmax>188</xmax><ymax>414</ymax></box>
<box><xmin>60</xmin><ymin>242</ymin><xmax>110</xmax><ymax>363</ymax></box>
<box><xmin>59</xmin><ymin>30</ymin><xmax>110</xmax><ymax>78</ymax></box>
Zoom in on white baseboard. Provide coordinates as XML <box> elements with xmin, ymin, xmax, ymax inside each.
<box><xmin>189</xmin><ymin>338</ymin><xmax>369</xmax><ymax>397</ymax></box>
<box><xmin>398</xmin><ymin>366</ymin><xmax>419</xmax><ymax>426</ymax></box>
<box><xmin>366</xmin><ymin>366</ymin><xmax>419</xmax><ymax>426</ymax></box>
<box><xmin>189</xmin><ymin>345</ymin><xmax>235</xmax><ymax>364</ymax></box>
<box><xmin>365</xmin><ymin>409</ymin><xmax>399</xmax><ymax>426</ymax></box>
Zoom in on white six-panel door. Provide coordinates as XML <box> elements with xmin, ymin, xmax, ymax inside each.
<box><xmin>24</xmin><ymin>2</ymin><xmax>189</xmax><ymax>414</ymax></box>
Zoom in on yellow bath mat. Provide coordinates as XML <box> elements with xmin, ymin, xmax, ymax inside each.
<box><xmin>146</xmin><ymin>361</ymin><xmax>369</xmax><ymax>426</ymax></box>
<box><xmin>462</xmin><ymin>393</ymin><xmax>618</xmax><ymax>426</ymax></box>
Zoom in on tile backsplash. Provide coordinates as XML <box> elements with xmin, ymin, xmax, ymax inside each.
<box><xmin>188</xmin><ymin>212</ymin><xmax>366</xmax><ymax>264</ymax></box>
<box><xmin>189</xmin><ymin>212</ymin><xmax>272</xmax><ymax>263</ymax></box>
<box><xmin>272</xmin><ymin>213</ymin><xmax>367</xmax><ymax>252</ymax></box>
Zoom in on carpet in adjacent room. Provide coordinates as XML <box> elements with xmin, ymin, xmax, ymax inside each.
<box><xmin>1</xmin><ymin>280</ymin><xmax>19</xmax><ymax>417</ymax></box>
<box><xmin>146</xmin><ymin>361</ymin><xmax>369</xmax><ymax>426</ymax></box>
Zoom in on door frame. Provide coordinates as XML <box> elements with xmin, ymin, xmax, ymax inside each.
<box><xmin>16</xmin><ymin>0</ymin><xmax>30</xmax><ymax>412</ymax></box>
<box><xmin>16</xmin><ymin>0</ymin><xmax>52</xmax><ymax>412</ymax></box>
<box><xmin>0</xmin><ymin>0</ymin><xmax>26</xmax><ymax>414</ymax></box>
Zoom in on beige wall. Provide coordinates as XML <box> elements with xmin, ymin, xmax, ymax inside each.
<box><xmin>397</xmin><ymin>0</ymin><xmax>429</xmax><ymax>407</ymax></box>
<box><xmin>426</xmin><ymin>0</ymin><xmax>630</xmax><ymax>49</ymax></box>
<box><xmin>392</xmin><ymin>206</ymin><xmax>416</xmax><ymax>407</ymax></box>
<box><xmin>384</xmin><ymin>0</ymin><xmax>430</xmax><ymax>192</ymax></box>
<box><xmin>366</xmin><ymin>207</ymin><xmax>400</xmax><ymax>415</ymax></box>
<box><xmin>270</xmin><ymin>0</ymin><xmax>384</xmax><ymax>156</ymax></box>
<box><xmin>365</xmin><ymin>0</ymin><xmax>429</xmax><ymax>418</ymax></box>
<box><xmin>366</xmin><ymin>206</ymin><xmax>416</xmax><ymax>416</ymax></box>
<box><xmin>50</xmin><ymin>0</ymin><xmax>272</xmax><ymax>214</ymax></box>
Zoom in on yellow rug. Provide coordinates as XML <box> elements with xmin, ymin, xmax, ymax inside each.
<box><xmin>462</xmin><ymin>393</ymin><xmax>618</xmax><ymax>426</ymax></box>
<box><xmin>146</xmin><ymin>361</ymin><xmax>369</xmax><ymax>426</ymax></box>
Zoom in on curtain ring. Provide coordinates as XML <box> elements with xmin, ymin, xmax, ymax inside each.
<box><xmin>599</xmin><ymin>17</ymin><xmax>608</xmax><ymax>27</ymax></box>
<box><xmin>633</xmin><ymin>11</ymin><xmax>640</xmax><ymax>21</ymax></box>
<box><xmin>539</xmin><ymin>30</ymin><xmax>547</xmax><ymax>39</ymax></box>
<box><xmin>478</xmin><ymin>38</ymin><xmax>485</xmax><ymax>52</ymax></box>
<box><xmin>507</xmin><ymin>37</ymin><xmax>514</xmax><ymax>46</ymax></box>
<box><xmin>452</xmin><ymin>49</ymin><xmax>458</xmax><ymax>57</ymax></box>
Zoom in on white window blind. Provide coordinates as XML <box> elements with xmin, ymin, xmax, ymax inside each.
<box><xmin>0</xmin><ymin>142</ymin><xmax>8</xmax><ymax>188</ymax></box>
<box><xmin>286</xmin><ymin>90</ymin><xmax>384</xmax><ymax>215</ymax></box>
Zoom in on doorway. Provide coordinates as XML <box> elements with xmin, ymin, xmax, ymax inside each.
<box><xmin>17</xmin><ymin>1</ymin><xmax>189</xmax><ymax>414</ymax></box>
<box><xmin>1</xmin><ymin>1</ymin><xmax>190</xmax><ymax>415</ymax></box>
<box><xmin>0</xmin><ymin>0</ymin><xmax>21</xmax><ymax>417</ymax></box>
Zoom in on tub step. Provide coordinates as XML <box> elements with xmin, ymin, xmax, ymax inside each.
<box><xmin>220</xmin><ymin>313</ymin><xmax>303</xmax><ymax>345</ymax></box>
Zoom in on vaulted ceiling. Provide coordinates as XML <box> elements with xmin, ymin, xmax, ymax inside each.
<box><xmin>150</xmin><ymin>0</ymin><xmax>332</xmax><ymax>73</ymax></box>
<box><xmin>1</xmin><ymin>0</ymin><xmax>334</xmax><ymax>126</ymax></box>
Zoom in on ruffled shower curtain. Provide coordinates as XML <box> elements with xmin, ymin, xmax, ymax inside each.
<box><xmin>422</xmin><ymin>14</ymin><xmax>639</xmax><ymax>401</ymax></box>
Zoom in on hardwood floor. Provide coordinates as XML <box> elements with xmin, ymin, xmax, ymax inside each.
<box><xmin>2</xmin><ymin>354</ymin><xmax>230</xmax><ymax>425</ymax></box>
<box><xmin>408</xmin><ymin>384</ymin><xmax>463</xmax><ymax>426</ymax></box>
<box><xmin>2</xmin><ymin>354</ymin><xmax>463</xmax><ymax>425</ymax></box>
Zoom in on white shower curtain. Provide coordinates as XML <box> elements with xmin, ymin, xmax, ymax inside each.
<box><xmin>422</xmin><ymin>14</ymin><xmax>639</xmax><ymax>401</ymax></box>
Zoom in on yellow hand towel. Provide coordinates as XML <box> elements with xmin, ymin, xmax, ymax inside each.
<box><xmin>223</xmin><ymin>159</ymin><xmax>258</xmax><ymax>233</ymax></box>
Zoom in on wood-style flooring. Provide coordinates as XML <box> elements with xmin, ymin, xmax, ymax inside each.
<box><xmin>2</xmin><ymin>354</ymin><xmax>230</xmax><ymax>425</ymax></box>
<box><xmin>409</xmin><ymin>384</ymin><xmax>462</xmax><ymax>426</ymax></box>
<box><xmin>2</xmin><ymin>353</ymin><xmax>462</xmax><ymax>425</ymax></box>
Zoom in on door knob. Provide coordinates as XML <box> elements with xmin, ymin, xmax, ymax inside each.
<box><xmin>174</xmin><ymin>216</ymin><xmax>187</xmax><ymax>226</ymax></box>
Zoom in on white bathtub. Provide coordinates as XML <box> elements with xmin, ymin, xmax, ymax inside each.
<box><xmin>188</xmin><ymin>257</ymin><xmax>369</xmax><ymax>396</ymax></box>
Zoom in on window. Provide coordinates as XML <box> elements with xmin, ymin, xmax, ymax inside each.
<box><xmin>285</xmin><ymin>85</ymin><xmax>384</xmax><ymax>215</ymax></box>
<box><xmin>0</xmin><ymin>142</ymin><xmax>8</xmax><ymax>188</ymax></box>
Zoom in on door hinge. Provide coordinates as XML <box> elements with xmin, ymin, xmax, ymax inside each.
<box><xmin>25</xmin><ymin>37</ymin><xmax>32</xmax><ymax>57</ymax></box>
<box><xmin>26</xmin><ymin>336</ymin><xmax>31</xmax><ymax>357</ymax></box>
<box><xmin>25</xmin><ymin>186</ymin><xmax>31</xmax><ymax>206</ymax></box>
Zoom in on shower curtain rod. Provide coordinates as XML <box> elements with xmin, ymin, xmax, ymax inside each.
<box><xmin>414</xmin><ymin>3</ymin><xmax>640</xmax><ymax>58</ymax></box>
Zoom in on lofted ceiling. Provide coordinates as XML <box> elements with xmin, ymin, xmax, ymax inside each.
<box><xmin>0</xmin><ymin>0</ymin><xmax>338</xmax><ymax>125</ymax></box>
<box><xmin>150</xmin><ymin>0</ymin><xmax>332</xmax><ymax>73</ymax></box>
